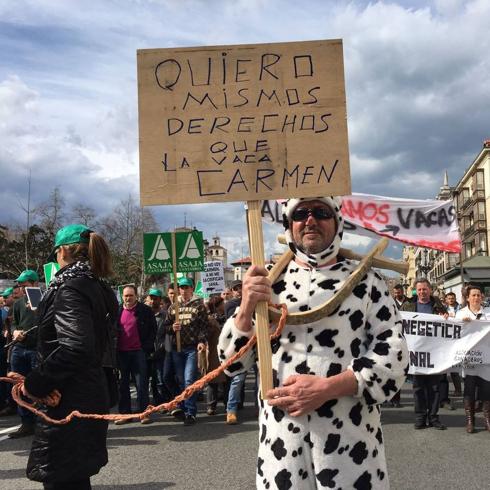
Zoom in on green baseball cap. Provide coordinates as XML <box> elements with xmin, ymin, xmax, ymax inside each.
<box><xmin>16</xmin><ymin>269</ymin><xmax>39</xmax><ymax>283</ymax></box>
<box><xmin>148</xmin><ymin>288</ymin><xmax>162</xmax><ymax>297</ymax></box>
<box><xmin>1</xmin><ymin>287</ymin><xmax>14</xmax><ymax>298</ymax></box>
<box><xmin>178</xmin><ymin>277</ymin><xmax>194</xmax><ymax>288</ymax></box>
<box><xmin>47</xmin><ymin>224</ymin><xmax>92</xmax><ymax>262</ymax></box>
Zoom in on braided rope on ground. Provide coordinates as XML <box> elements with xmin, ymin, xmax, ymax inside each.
<box><xmin>0</xmin><ymin>303</ymin><xmax>287</xmax><ymax>426</ymax></box>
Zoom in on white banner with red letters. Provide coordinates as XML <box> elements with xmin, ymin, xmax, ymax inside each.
<box><xmin>261</xmin><ymin>193</ymin><xmax>461</xmax><ymax>253</ymax></box>
<box><xmin>401</xmin><ymin>312</ymin><xmax>490</xmax><ymax>380</ymax></box>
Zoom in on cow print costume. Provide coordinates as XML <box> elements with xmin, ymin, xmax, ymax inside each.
<box><xmin>218</xmin><ymin>197</ymin><xmax>409</xmax><ymax>489</ymax></box>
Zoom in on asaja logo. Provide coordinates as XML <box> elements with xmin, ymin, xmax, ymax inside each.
<box><xmin>179</xmin><ymin>233</ymin><xmax>202</xmax><ymax>259</ymax></box>
<box><xmin>148</xmin><ymin>235</ymin><xmax>170</xmax><ymax>261</ymax></box>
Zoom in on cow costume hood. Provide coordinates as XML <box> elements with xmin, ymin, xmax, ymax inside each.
<box><xmin>282</xmin><ymin>196</ymin><xmax>343</xmax><ymax>268</ymax></box>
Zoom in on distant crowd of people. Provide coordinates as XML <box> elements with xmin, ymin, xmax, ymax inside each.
<box><xmin>1</xmin><ymin>273</ymin><xmax>253</xmax><ymax>434</ymax></box>
<box><xmin>389</xmin><ymin>280</ymin><xmax>490</xmax><ymax>433</ymax></box>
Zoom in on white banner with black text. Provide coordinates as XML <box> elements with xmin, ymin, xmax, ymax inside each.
<box><xmin>401</xmin><ymin>311</ymin><xmax>490</xmax><ymax>380</ymax></box>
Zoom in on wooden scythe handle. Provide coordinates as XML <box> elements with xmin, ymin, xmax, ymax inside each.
<box><xmin>275</xmin><ymin>234</ymin><xmax>409</xmax><ymax>275</ymax></box>
<box><xmin>267</xmin><ymin>238</ymin><xmax>390</xmax><ymax>325</ymax></box>
<box><xmin>246</xmin><ymin>200</ymin><xmax>274</xmax><ymax>399</ymax></box>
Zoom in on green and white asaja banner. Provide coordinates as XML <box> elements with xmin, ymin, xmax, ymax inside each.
<box><xmin>43</xmin><ymin>262</ymin><xmax>60</xmax><ymax>288</ymax></box>
<box><xmin>144</xmin><ymin>230</ymin><xmax>204</xmax><ymax>274</ymax></box>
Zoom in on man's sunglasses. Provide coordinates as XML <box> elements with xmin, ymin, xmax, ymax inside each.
<box><xmin>291</xmin><ymin>207</ymin><xmax>335</xmax><ymax>222</ymax></box>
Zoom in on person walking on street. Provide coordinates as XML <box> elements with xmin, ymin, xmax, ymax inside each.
<box><xmin>166</xmin><ymin>277</ymin><xmax>208</xmax><ymax>426</ymax></box>
<box><xmin>8</xmin><ymin>269</ymin><xmax>40</xmax><ymax>438</ymax></box>
<box><xmin>455</xmin><ymin>284</ymin><xmax>490</xmax><ymax>433</ymax></box>
<box><xmin>115</xmin><ymin>285</ymin><xmax>157</xmax><ymax>425</ymax></box>
<box><xmin>21</xmin><ymin>224</ymin><xmax>118</xmax><ymax>490</ymax></box>
<box><xmin>219</xmin><ymin>197</ymin><xmax>408</xmax><ymax>489</ymax></box>
<box><xmin>401</xmin><ymin>278</ymin><xmax>449</xmax><ymax>429</ymax></box>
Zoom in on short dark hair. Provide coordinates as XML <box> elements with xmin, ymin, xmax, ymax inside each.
<box><xmin>393</xmin><ymin>284</ymin><xmax>404</xmax><ymax>290</ymax></box>
<box><xmin>415</xmin><ymin>278</ymin><xmax>431</xmax><ymax>288</ymax></box>
<box><xmin>465</xmin><ymin>284</ymin><xmax>482</xmax><ymax>298</ymax></box>
<box><xmin>445</xmin><ymin>292</ymin><xmax>456</xmax><ymax>298</ymax></box>
<box><xmin>122</xmin><ymin>285</ymin><xmax>137</xmax><ymax>295</ymax></box>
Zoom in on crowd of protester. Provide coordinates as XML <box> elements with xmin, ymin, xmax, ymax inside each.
<box><xmin>3</xmin><ymin>271</ymin><xmax>489</xmax><ymax>439</ymax></box>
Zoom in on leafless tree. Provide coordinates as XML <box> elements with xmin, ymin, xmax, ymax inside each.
<box><xmin>71</xmin><ymin>204</ymin><xmax>97</xmax><ymax>227</ymax></box>
<box><xmin>34</xmin><ymin>186</ymin><xmax>66</xmax><ymax>238</ymax></box>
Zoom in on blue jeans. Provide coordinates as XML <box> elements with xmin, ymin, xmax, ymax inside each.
<box><xmin>117</xmin><ymin>350</ymin><xmax>149</xmax><ymax>414</ymax></box>
<box><xmin>10</xmin><ymin>345</ymin><xmax>38</xmax><ymax>424</ymax></box>
<box><xmin>227</xmin><ymin>371</ymin><xmax>246</xmax><ymax>414</ymax></box>
<box><xmin>170</xmin><ymin>347</ymin><xmax>198</xmax><ymax>416</ymax></box>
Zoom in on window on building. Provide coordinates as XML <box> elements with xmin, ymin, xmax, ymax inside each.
<box><xmin>477</xmin><ymin>201</ymin><xmax>486</xmax><ymax>221</ymax></box>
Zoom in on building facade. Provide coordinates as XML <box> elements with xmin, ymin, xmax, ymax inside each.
<box><xmin>401</xmin><ymin>140</ymin><xmax>490</xmax><ymax>302</ymax></box>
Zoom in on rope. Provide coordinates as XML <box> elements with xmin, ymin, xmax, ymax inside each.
<box><xmin>0</xmin><ymin>303</ymin><xmax>288</xmax><ymax>426</ymax></box>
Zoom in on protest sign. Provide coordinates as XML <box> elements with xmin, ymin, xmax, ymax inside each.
<box><xmin>144</xmin><ymin>230</ymin><xmax>204</xmax><ymax>274</ymax></box>
<box><xmin>262</xmin><ymin>193</ymin><xmax>461</xmax><ymax>253</ymax></box>
<box><xmin>401</xmin><ymin>311</ymin><xmax>490</xmax><ymax>380</ymax></box>
<box><xmin>201</xmin><ymin>261</ymin><xmax>225</xmax><ymax>294</ymax></box>
<box><xmin>43</xmin><ymin>262</ymin><xmax>60</xmax><ymax>288</ymax></box>
<box><xmin>138</xmin><ymin>39</ymin><xmax>351</xmax><ymax>205</ymax></box>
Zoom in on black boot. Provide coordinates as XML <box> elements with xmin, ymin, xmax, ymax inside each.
<box><xmin>8</xmin><ymin>422</ymin><xmax>35</xmax><ymax>439</ymax></box>
<box><xmin>463</xmin><ymin>399</ymin><xmax>475</xmax><ymax>434</ymax></box>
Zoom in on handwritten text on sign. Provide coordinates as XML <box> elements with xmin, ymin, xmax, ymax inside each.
<box><xmin>202</xmin><ymin>261</ymin><xmax>225</xmax><ymax>294</ymax></box>
<box><xmin>138</xmin><ymin>40</ymin><xmax>350</xmax><ymax>206</ymax></box>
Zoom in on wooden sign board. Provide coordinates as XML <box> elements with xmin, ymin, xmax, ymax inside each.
<box><xmin>138</xmin><ymin>39</ymin><xmax>351</xmax><ymax>206</ymax></box>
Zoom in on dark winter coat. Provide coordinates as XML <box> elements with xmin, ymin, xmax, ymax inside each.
<box><xmin>400</xmin><ymin>295</ymin><xmax>447</xmax><ymax>315</ymax></box>
<box><xmin>117</xmin><ymin>302</ymin><xmax>157</xmax><ymax>355</ymax></box>
<box><xmin>24</xmin><ymin>275</ymin><xmax>118</xmax><ymax>484</ymax></box>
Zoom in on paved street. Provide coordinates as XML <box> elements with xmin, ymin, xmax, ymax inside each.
<box><xmin>1</xmin><ymin>381</ymin><xmax>489</xmax><ymax>490</ymax></box>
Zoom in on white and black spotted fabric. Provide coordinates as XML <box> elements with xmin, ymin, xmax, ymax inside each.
<box><xmin>48</xmin><ymin>261</ymin><xmax>95</xmax><ymax>291</ymax></box>
<box><xmin>218</xmin><ymin>198</ymin><xmax>408</xmax><ymax>490</ymax></box>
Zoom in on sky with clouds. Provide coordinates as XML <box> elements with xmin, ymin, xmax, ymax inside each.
<box><xmin>1</xmin><ymin>0</ymin><xmax>489</xmax><ymax>262</ymax></box>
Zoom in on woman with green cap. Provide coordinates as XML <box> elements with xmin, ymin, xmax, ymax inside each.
<box><xmin>21</xmin><ymin>224</ymin><xmax>118</xmax><ymax>490</ymax></box>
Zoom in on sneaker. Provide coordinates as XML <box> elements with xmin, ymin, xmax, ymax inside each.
<box><xmin>171</xmin><ymin>408</ymin><xmax>185</xmax><ymax>421</ymax></box>
<box><xmin>8</xmin><ymin>423</ymin><xmax>35</xmax><ymax>439</ymax></box>
<box><xmin>414</xmin><ymin>421</ymin><xmax>427</xmax><ymax>430</ymax></box>
<box><xmin>226</xmin><ymin>412</ymin><xmax>238</xmax><ymax>425</ymax></box>
<box><xmin>428</xmin><ymin>420</ymin><xmax>447</xmax><ymax>430</ymax></box>
<box><xmin>183</xmin><ymin>414</ymin><xmax>196</xmax><ymax>426</ymax></box>
<box><xmin>206</xmin><ymin>408</ymin><xmax>216</xmax><ymax>416</ymax></box>
<box><xmin>114</xmin><ymin>417</ymin><xmax>133</xmax><ymax>425</ymax></box>
<box><xmin>140</xmin><ymin>416</ymin><xmax>153</xmax><ymax>425</ymax></box>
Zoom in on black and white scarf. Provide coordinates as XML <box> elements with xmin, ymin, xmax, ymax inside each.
<box><xmin>48</xmin><ymin>261</ymin><xmax>95</xmax><ymax>292</ymax></box>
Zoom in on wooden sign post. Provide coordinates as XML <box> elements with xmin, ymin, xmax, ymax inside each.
<box><xmin>137</xmin><ymin>39</ymin><xmax>351</xmax><ymax>398</ymax></box>
<box><xmin>171</xmin><ymin>231</ymin><xmax>181</xmax><ymax>352</ymax></box>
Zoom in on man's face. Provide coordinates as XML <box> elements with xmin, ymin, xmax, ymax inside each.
<box><xmin>179</xmin><ymin>285</ymin><xmax>194</xmax><ymax>302</ymax></box>
<box><xmin>232</xmin><ymin>285</ymin><xmax>242</xmax><ymax>299</ymax></box>
<box><xmin>123</xmin><ymin>287</ymin><xmax>137</xmax><ymax>308</ymax></box>
<box><xmin>18</xmin><ymin>280</ymin><xmax>36</xmax><ymax>296</ymax></box>
<box><xmin>4</xmin><ymin>295</ymin><xmax>14</xmax><ymax>307</ymax></box>
<box><xmin>416</xmin><ymin>282</ymin><xmax>431</xmax><ymax>303</ymax></box>
<box><xmin>393</xmin><ymin>288</ymin><xmax>404</xmax><ymax>301</ymax></box>
<box><xmin>291</xmin><ymin>200</ymin><xmax>337</xmax><ymax>255</ymax></box>
<box><xmin>12</xmin><ymin>287</ymin><xmax>22</xmax><ymax>300</ymax></box>
<box><xmin>221</xmin><ymin>289</ymin><xmax>231</xmax><ymax>301</ymax></box>
<box><xmin>149</xmin><ymin>295</ymin><xmax>161</xmax><ymax>311</ymax></box>
<box><xmin>467</xmin><ymin>289</ymin><xmax>483</xmax><ymax>308</ymax></box>
<box><xmin>445</xmin><ymin>294</ymin><xmax>456</xmax><ymax>306</ymax></box>
<box><xmin>168</xmin><ymin>289</ymin><xmax>175</xmax><ymax>302</ymax></box>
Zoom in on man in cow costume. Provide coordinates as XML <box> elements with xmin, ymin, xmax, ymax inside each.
<box><xmin>219</xmin><ymin>196</ymin><xmax>408</xmax><ymax>489</ymax></box>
